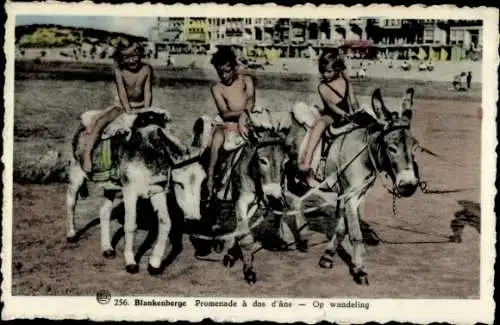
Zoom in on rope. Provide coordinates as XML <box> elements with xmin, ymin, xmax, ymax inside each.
<box><xmin>272</xmin><ymin>175</ymin><xmax>376</xmax><ymax>217</ymax></box>
<box><xmin>189</xmin><ymin>214</ymin><xmax>266</xmax><ymax>242</ymax></box>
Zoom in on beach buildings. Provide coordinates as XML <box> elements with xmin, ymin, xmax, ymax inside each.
<box><xmin>149</xmin><ymin>17</ymin><xmax>482</xmax><ymax>60</ymax></box>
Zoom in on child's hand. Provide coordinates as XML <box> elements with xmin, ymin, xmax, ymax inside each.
<box><xmin>238</xmin><ymin>111</ymin><xmax>250</xmax><ymax>139</ymax></box>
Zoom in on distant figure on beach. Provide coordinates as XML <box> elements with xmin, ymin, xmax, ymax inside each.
<box><xmin>282</xmin><ymin>63</ymin><xmax>288</xmax><ymax>72</ymax></box>
<box><xmin>206</xmin><ymin>47</ymin><xmax>256</xmax><ymax>197</ymax></box>
<box><xmin>401</xmin><ymin>60</ymin><xmax>411</xmax><ymax>71</ymax></box>
<box><xmin>299</xmin><ymin>48</ymin><xmax>361</xmax><ymax>180</ymax></box>
<box><xmin>453</xmin><ymin>72</ymin><xmax>467</xmax><ymax>91</ymax></box>
<box><xmin>467</xmin><ymin>71</ymin><xmax>472</xmax><ymax>89</ymax></box>
<box><xmin>427</xmin><ymin>60</ymin><xmax>434</xmax><ymax>71</ymax></box>
<box><xmin>83</xmin><ymin>41</ymin><xmax>153</xmax><ymax>172</ymax></box>
<box><xmin>167</xmin><ymin>54</ymin><xmax>175</xmax><ymax>67</ymax></box>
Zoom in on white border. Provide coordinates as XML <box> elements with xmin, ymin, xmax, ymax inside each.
<box><xmin>2</xmin><ymin>3</ymin><xmax>498</xmax><ymax>323</ymax></box>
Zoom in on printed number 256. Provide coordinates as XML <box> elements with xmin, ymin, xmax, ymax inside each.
<box><xmin>114</xmin><ymin>299</ymin><xmax>128</xmax><ymax>306</ymax></box>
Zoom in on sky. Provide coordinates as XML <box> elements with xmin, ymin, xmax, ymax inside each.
<box><xmin>16</xmin><ymin>15</ymin><xmax>157</xmax><ymax>37</ymax></box>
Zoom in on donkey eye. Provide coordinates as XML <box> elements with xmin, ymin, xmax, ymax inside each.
<box><xmin>387</xmin><ymin>146</ymin><xmax>398</xmax><ymax>154</ymax></box>
<box><xmin>173</xmin><ymin>181</ymin><xmax>184</xmax><ymax>190</ymax></box>
<box><xmin>258</xmin><ymin>158</ymin><xmax>268</xmax><ymax>165</ymax></box>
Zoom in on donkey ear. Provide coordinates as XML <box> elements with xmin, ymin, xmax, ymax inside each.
<box><xmin>401</xmin><ymin>88</ymin><xmax>415</xmax><ymax>122</ymax></box>
<box><xmin>371</xmin><ymin>88</ymin><xmax>389</xmax><ymax>120</ymax></box>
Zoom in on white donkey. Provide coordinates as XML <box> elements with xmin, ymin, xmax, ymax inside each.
<box><xmin>67</xmin><ymin>108</ymin><xmax>205</xmax><ymax>274</ymax></box>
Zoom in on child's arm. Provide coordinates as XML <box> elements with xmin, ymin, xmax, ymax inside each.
<box><xmin>114</xmin><ymin>68</ymin><xmax>132</xmax><ymax>113</ymax></box>
<box><xmin>243</xmin><ymin>75</ymin><xmax>255</xmax><ymax>113</ymax></box>
<box><xmin>144</xmin><ymin>65</ymin><xmax>153</xmax><ymax>108</ymax></box>
<box><xmin>346</xmin><ymin>79</ymin><xmax>360</xmax><ymax>111</ymax></box>
<box><xmin>211</xmin><ymin>85</ymin><xmax>246</xmax><ymax>120</ymax></box>
<box><xmin>318</xmin><ymin>84</ymin><xmax>349</xmax><ymax>120</ymax></box>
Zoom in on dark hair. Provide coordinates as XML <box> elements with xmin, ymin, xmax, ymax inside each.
<box><xmin>210</xmin><ymin>47</ymin><xmax>237</xmax><ymax>68</ymax></box>
<box><xmin>318</xmin><ymin>48</ymin><xmax>346</xmax><ymax>74</ymax></box>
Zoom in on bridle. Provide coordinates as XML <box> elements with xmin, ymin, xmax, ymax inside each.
<box><xmin>367</xmin><ymin>121</ymin><xmax>414</xmax><ymax>198</ymax></box>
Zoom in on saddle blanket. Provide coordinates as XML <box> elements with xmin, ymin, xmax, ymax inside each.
<box><xmin>89</xmin><ymin>137</ymin><xmax>121</xmax><ymax>182</ymax></box>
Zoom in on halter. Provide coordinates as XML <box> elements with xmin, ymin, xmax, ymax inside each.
<box><xmin>368</xmin><ymin>121</ymin><xmax>412</xmax><ymax>198</ymax></box>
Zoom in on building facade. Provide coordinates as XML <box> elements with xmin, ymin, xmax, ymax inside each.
<box><xmin>149</xmin><ymin>17</ymin><xmax>482</xmax><ymax>60</ymax></box>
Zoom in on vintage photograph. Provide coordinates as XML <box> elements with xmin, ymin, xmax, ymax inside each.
<box><xmin>2</xmin><ymin>3</ymin><xmax>497</xmax><ymax>323</ymax></box>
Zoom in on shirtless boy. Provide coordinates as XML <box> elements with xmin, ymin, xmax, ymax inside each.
<box><xmin>83</xmin><ymin>41</ymin><xmax>153</xmax><ymax>172</ymax></box>
<box><xmin>299</xmin><ymin>48</ymin><xmax>361</xmax><ymax>178</ymax></box>
<box><xmin>207</xmin><ymin>47</ymin><xmax>255</xmax><ymax>197</ymax></box>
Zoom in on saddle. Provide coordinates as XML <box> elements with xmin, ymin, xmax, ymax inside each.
<box><xmin>80</xmin><ymin>107</ymin><xmax>172</xmax><ymax>140</ymax></box>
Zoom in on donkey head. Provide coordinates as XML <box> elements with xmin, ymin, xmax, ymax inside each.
<box><xmin>248</xmin><ymin>132</ymin><xmax>289</xmax><ymax>209</ymax></box>
<box><xmin>371</xmin><ymin>88</ymin><xmax>420</xmax><ymax>197</ymax></box>
<box><xmin>171</xmin><ymin>159</ymin><xmax>207</xmax><ymax>221</ymax></box>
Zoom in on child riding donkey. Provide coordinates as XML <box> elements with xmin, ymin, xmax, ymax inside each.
<box><xmin>83</xmin><ymin>41</ymin><xmax>186</xmax><ymax>173</ymax></box>
<box><xmin>299</xmin><ymin>48</ymin><xmax>363</xmax><ymax>183</ymax></box>
<box><xmin>206</xmin><ymin>47</ymin><xmax>256</xmax><ymax>199</ymax></box>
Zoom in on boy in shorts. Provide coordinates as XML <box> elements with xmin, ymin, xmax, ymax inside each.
<box><xmin>206</xmin><ymin>47</ymin><xmax>255</xmax><ymax>197</ymax></box>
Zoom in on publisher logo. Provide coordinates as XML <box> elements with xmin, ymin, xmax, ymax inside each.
<box><xmin>96</xmin><ymin>289</ymin><xmax>111</xmax><ymax>305</ymax></box>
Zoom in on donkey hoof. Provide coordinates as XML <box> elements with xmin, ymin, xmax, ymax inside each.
<box><xmin>147</xmin><ymin>263</ymin><xmax>163</xmax><ymax>276</ymax></box>
<box><xmin>66</xmin><ymin>236</ymin><xmax>77</xmax><ymax>244</ymax></box>
<box><xmin>244</xmin><ymin>269</ymin><xmax>257</xmax><ymax>284</ymax></box>
<box><xmin>213</xmin><ymin>240</ymin><xmax>224</xmax><ymax>253</ymax></box>
<box><xmin>354</xmin><ymin>274</ymin><xmax>369</xmax><ymax>286</ymax></box>
<box><xmin>318</xmin><ymin>256</ymin><xmax>334</xmax><ymax>269</ymax></box>
<box><xmin>222</xmin><ymin>254</ymin><xmax>236</xmax><ymax>268</ymax></box>
<box><xmin>125</xmin><ymin>264</ymin><xmax>139</xmax><ymax>274</ymax></box>
<box><xmin>363</xmin><ymin>230</ymin><xmax>380</xmax><ymax>246</ymax></box>
<box><xmin>352</xmin><ymin>270</ymin><xmax>369</xmax><ymax>286</ymax></box>
<box><xmin>297</xmin><ymin>239</ymin><xmax>309</xmax><ymax>252</ymax></box>
<box><xmin>102</xmin><ymin>249</ymin><xmax>116</xmax><ymax>259</ymax></box>
<box><xmin>449</xmin><ymin>235</ymin><xmax>462</xmax><ymax>243</ymax></box>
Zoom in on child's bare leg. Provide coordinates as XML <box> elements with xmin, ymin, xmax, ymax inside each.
<box><xmin>83</xmin><ymin>107</ymin><xmax>121</xmax><ymax>172</ymax></box>
<box><xmin>299</xmin><ymin>116</ymin><xmax>331</xmax><ymax>171</ymax></box>
<box><xmin>207</xmin><ymin>126</ymin><xmax>225</xmax><ymax>198</ymax></box>
<box><xmin>86</xmin><ymin>105</ymin><xmax>116</xmax><ymax>135</ymax></box>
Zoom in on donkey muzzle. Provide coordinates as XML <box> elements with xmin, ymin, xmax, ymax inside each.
<box><xmin>395</xmin><ymin>169</ymin><xmax>419</xmax><ymax>197</ymax></box>
<box><xmin>262</xmin><ymin>183</ymin><xmax>285</xmax><ymax>209</ymax></box>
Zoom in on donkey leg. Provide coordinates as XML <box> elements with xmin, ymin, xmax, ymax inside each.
<box><xmin>288</xmin><ymin>193</ymin><xmax>311</xmax><ymax>252</ymax></box>
<box><xmin>319</xmin><ymin>215</ymin><xmax>346</xmax><ymax>269</ymax></box>
<box><xmin>345</xmin><ymin>197</ymin><xmax>369</xmax><ymax>285</ymax></box>
<box><xmin>222</xmin><ymin>237</ymin><xmax>241</xmax><ymax>269</ymax></box>
<box><xmin>148</xmin><ymin>192</ymin><xmax>171</xmax><ymax>275</ymax></box>
<box><xmin>235</xmin><ymin>193</ymin><xmax>259</xmax><ymax>284</ymax></box>
<box><xmin>100</xmin><ymin>190</ymin><xmax>117</xmax><ymax>258</ymax></box>
<box><xmin>66</xmin><ymin>162</ymin><xmax>86</xmax><ymax>242</ymax></box>
<box><xmin>122</xmin><ymin>186</ymin><xmax>139</xmax><ymax>274</ymax></box>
